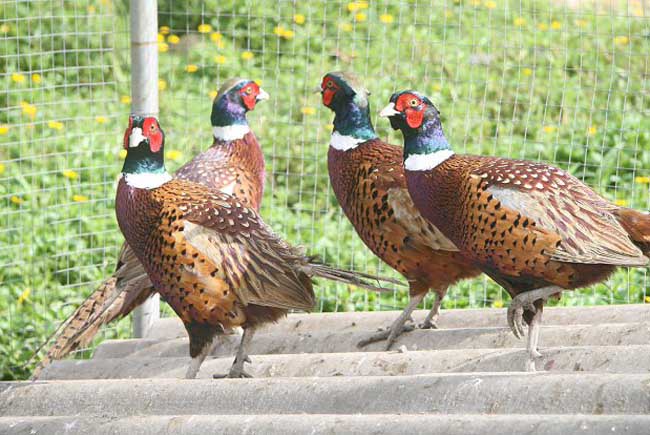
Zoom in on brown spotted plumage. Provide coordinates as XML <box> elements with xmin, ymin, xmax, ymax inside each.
<box><xmin>113</xmin><ymin>116</ymin><xmax>398</xmax><ymax>378</ymax></box>
<box><xmin>322</xmin><ymin>72</ymin><xmax>480</xmax><ymax>349</ymax></box>
<box><xmin>32</xmin><ymin>79</ymin><xmax>268</xmax><ymax>379</ymax></box>
<box><xmin>383</xmin><ymin>90</ymin><xmax>650</xmax><ymax>370</ymax></box>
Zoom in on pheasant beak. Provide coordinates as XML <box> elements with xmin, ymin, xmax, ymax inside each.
<box><xmin>379</xmin><ymin>102</ymin><xmax>400</xmax><ymax>118</ymax></box>
<box><xmin>256</xmin><ymin>88</ymin><xmax>270</xmax><ymax>102</ymax></box>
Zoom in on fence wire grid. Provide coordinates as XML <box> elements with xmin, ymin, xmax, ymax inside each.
<box><xmin>1</xmin><ymin>0</ymin><xmax>649</xmax><ymax>379</ymax></box>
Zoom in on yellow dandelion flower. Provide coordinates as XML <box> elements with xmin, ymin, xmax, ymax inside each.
<box><xmin>198</xmin><ymin>23</ymin><xmax>212</xmax><ymax>33</ymax></box>
<box><xmin>543</xmin><ymin>125</ymin><xmax>556</xmax><ymax>134</ymax></box>
<box><xmin>492</xmin><ymin>300</ymin><xmax>504</xmax><ymax>308</ymax></box>
<box><xmin>157</xmin><ymin>33</ymin><xmax>165</xmax><ymax>42</ymax></box>
<box><xmin>514</xmin><ymin>17</ymin><xmax>526</xmax><ymax>27</ymax></box>
<box><xmin>87</xmin><ymin>5</ymin><xmax>96</xmax><ymax>14</ymax></box>
<box><xmin>0</xmin><ymin>24</ymin><xmax>10</xmax><ymax>33</ymax></box>
<box><xmin>20</xmin><ymin>101</ymin><xmax>37</xmax><ymax>119</ymax></box>
<box><xmin>31</xmin><ymin>73</ymin><xmax>42</xmax><ymax>84</ymax></box>
<box><xmin>379</xmin><ymin>13</ymin><xmax>394</xmax><ymax>24</ymax></box>
<box><xmin>355</xmin><ymin>12</ymin><xmax>367</xmax><ymax>22</ymax></box>
<box><xmin>445</xmin><ymin>10</ymin><xmax>454</xmax><ymax>18</ymax></box>
<box><xmin>645</xmin><ymin>296</ymin><xmax>650</xmax><ymax>303</ymax></box>
<box><xmin>11</xmin><ymin>73</ymin><xmax>26</xmax><ymax>84</ymax></box>
<box><xmin>72</xmin><ymin>194</ymin><xmax>89</xmax><ymax>202</ymax></box>
<box><xmin>340</xmin><ymin>22</ymin><xmax>353</xmax><ymax>32</ymax></box>
<box><xmin>158</xmin><ymin>42</ymin><xmax>169</xmax><ymax>53</ymax></box>
<box><xmin>587</xmin><ymin>126</ymin><xmax>597</xmax><ymax>136</ymax></box>
<box><xmin>167</xmin><ymin>34</ymin><xmax>180</xmax><ymax>45</ymax></box>
<box><xmin>347</xmin><ymin>1</ymin><xmax>368</xmax><ymax>12</ymax></box>
<box><xmin>523</xmin><ymin>68</ymin><xmax>533</xmax><ymax>76</ymax></box>
<box><xmin>323</xmin><ymin>123</ymin><xmax>334</xmax><ymax>130</ymax></box>
<box><xmin>633</xmin><ymin>8</ymin><xmax>643</xmax><ymax>17</ymax></box>
<box><xmin>432</xmin><ymin>83</ymin><xmax>442</xmax><ymax>92</ymax></box>
<box><xmin>484</xmin><ymin>1</ymin><xmax>496</xmax><ymax>9</ymax></box>
<box><xmin>294</xmin><ymin>14</ymin><xmax>305</xmax><ymax>25</ymax></box>
<box><xmin>185</xmin><ymin>64</ymin><xmax>199</xmax><ymax>73</ymax></box>
<box><xmin>209</xmin><ymin>90</ymin><xmax>219</xmax><ymax>100</ymax></box>
<box><xmin>0</xmin><ymin>125</ymin><xmax>8</xmax><ymax>135</ymax></box>
<box><xmin>537</xmin><ymin>22</ymin><xmax>548</xmax><ymax>31</ymax></box>
<box><xmin>119</xmin><ymin>149</ymin><xmax>127</xmax><ymax>159</ymax></box>
<box><xmin>210</xmin><ymin>32</ymin><xmax>222</xmax><ymax>42</ymax></box>
<box><xmin>62</xmin><ymin>169</ymin><xmax>79</xmax><ymax>180</ymax></box>
<box><xmin>470</xmin><ymin>0</ymin><xmax>481</xmax><ymax>6</ymax></box>
<box><xmin>17</xmin><ymin>288</ymin><xmax>31</xmax><ymax>304</ymax></box>
<box><xmin>10</xmin><ymin>195</ymin><xmax>24</xmax><ymax>205</ymax></box>
<box><xmin>48</xmin><ymin>120</ymin><xmax>64</xmax><ymax>131</ymax></box>
<box><xmin>165</xmin><ymin>150</ymin><xmax>183</xmax><ymax>161</ymax></box>
<box><xmin>574</xmin><ymin>19</ymin><xmax>587</xmax><ymax>28</ymax></box>
<box><xmin>301</xmin><ymin>107</ymin><xmax>316</xmax><ymax>116</ymax></box>
<box><xmin>241</xmin><ymin>51</ymin><xmax>254</xmax><ymax>61</ymax></box>
<box><xmin>614</xmin><ymin>199</ymin><xmax>628</xmax><ymax>206</ymax></box>
<box><xmin>120</xmin><ymin>95</ymin><xmax>131</xmax><ymax>105</ymax></box>
<box><xmin>213</xmin><ymin>55</ymin><xmax>227</xmax><ymax>65</ymax></box>
<box><xmin>283</xmin><ymin>29</ymin><xmax>295</xmax><ymax>39</ymax></box>
<box><xmin>551</xmin><ymin>20</ymin><xmax>561</xmax><ymax>30</ymax></box>
<box><xmin>614</xmin><ymin>35</ymin><xmax>629</xmax><ymax>46</ymax></box>
<box><xmin>95</xmin><ymin>116</ymin><xmax>108</xmax><ymax>124</ymax></box>
<box><xmin>159</xmin><ymin>26</ymin><xmax>170</xmax><ymax>35</ymax></box>
<box><xmin>158</xmin><ymin>79</ymin><xmax>167</xmax><ymax>91</ymax></box>
<box><xmin>634</xmin><ymin>176</ymin><xmax>650</xmax><ymax>184</ymax></box>
<box><xmin>273</xmin><ymin>26</ymin><xmax>285</xmax><ymax>36</ymax></box>
<box><xmin>254</xmin><ymin>79</ymin><xmax>262</xmax><ymax>86</ymax></box>
<box><xmin>0</xmin><ymin>163</ymin><xmax>5</xmax><ymax>175</ymax></box>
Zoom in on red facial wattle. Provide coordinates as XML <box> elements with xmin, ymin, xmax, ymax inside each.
<box><xmin>320</xmin><ymin>76</ymin><xmax>339</xmax><ymax>107</ymax></box>
<box><xmin>142</xmin><ymin>117</ymin><xmax>163</xmax><ymax>153</ymax></box>
<box><xmin>322</xmin><ymin>89</ymin><xmax>335</xmax><ymax>106</ymax></box>
<box><xmin>405</xmin><ymin>108</ymin><xmax>424</xmax><ymax>129</ymax></box>
<box><xmin>240</xmin><ymin>82</ymin><xmax>261</xmax><ymax>110</ymax></box>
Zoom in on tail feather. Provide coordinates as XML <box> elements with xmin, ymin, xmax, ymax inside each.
<box><xmin>302</xmin><ymin>262</ymin><xmax>404</xmax><ymax>292</ymax></box>
<box><xmin>615</xmin><ymin>207</ymin><xmax>650</xmax><ymax>257</ymax></box>
<box><xmin>30</xmin><ymin>273</ymin><xmax>154</xmax><ymax>380</ymax></box>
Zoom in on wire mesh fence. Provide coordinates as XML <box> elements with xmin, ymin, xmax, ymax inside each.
<box><xmin>1</xmin><ymin>0</ymin><xmax>649</xmax><ymax>379</ymax></box>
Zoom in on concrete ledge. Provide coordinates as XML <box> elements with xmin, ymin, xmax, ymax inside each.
<box><xmin>3</xmin><ymin>374</ymin><xmax>650</xmax><ymax>417</ymax></box>
<box><xmin>145</xmin><ymin>304</ymin><xmax>650</xmax><ymax>340</ymax></box>
<box><xmin>1</xmin><ymin>414</ymin><xmax>649</xmax><ymax>435</ymax></box>
<box><xmin>93</xmin><ymin>322</ymin><xmax>650</xmax><ymax>359</ymax></box>
<box><xmin>40</xmin><ymin>344</ymin><xmax>650</xmax><ymax>380</ymax></box>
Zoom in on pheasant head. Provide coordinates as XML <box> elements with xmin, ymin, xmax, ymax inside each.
<box><xmin>320</xmin><ymin>71</ymin><xmax>376</xmax><ymax>144</ymax></box>
<box><xmin>121</xmin><ymin>115</ymin><xmax>171</xmax><ymax>188</ymax></box>
<box><xmin>211</xmin><ymin>78</ymin><xmax>269</xmax><ymax>140</ymax></box>
<box><xmin>380</xmin><ymin>91</ymin><xmax>453</xmax><ymax>171</ymax></box>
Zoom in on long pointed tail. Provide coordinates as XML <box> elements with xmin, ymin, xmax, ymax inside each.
<box><xmin>30</xmin><ymin>273</ymin><xmax>153</xmax><ymax>380</ymax></box>
<box><xmin>302</xmin><ymin>262</ymin><xmax>404</xmax><ymax>292</ymax></box>
<box><xmin>615</xmin><ymin>207</ymin><xmax>650</xmax><ymax>257</ymax></box>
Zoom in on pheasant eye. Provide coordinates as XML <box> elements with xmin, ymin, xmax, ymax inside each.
<box><xmin>409</xmin><ymin>98</ymin><xmax>419</xmax><ymax>107</ymax></box>
<box><xmin>245</xmin><ymin>86</ymin><xmax>253</xmax><ymax>94</ymax></box>
<box><xmin>326</xmin><ymin>80</ymin><xmax>334</xmax><ymax>88</ymax></box>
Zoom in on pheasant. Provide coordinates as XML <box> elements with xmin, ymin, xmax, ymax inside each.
<box><xmin>380</xmin><ymin>90</ymin><xmax>650</xmax><ymax>370</ymax></box>
<box><xmin>116</xmin><ymin>115</ymin><xmax>398</xmax><ymax>378</ymax></box>
<box><xmin>31</xmin><ymin>78</ymin><xmax>270</xmax><ymax>378</ymax></box>
<box><xmin>321</xmin><ymin>71</ymin><xmax>481</xmax><ymax>350</ymax></box>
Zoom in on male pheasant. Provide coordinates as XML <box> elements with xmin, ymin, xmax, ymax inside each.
<box><xmin>380</xmin><ymin>90</ymin><xmax>650</xmax><ymax>370</ymax></box>
<box><xmin>32</xmin><ymin>78</ymin><xmax>271</xmax><ymax>378</ymax></box>
<box><xmin>116</xmin><ymin>115</ymin><xmax>397</xmax><ymax>378</ymax></box>
<box><xmin>321</xmin><ymin>71</ymin><xmax>481</xmax><ymax>349</ymax></box>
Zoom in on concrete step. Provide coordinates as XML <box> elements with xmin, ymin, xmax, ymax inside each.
<box><xmin>145</xmin><ymin>304</ymin><xmax>650</xmax><ymax>340</ymax></box>
<box><xmin>92</xmin><ymin>322</ymin><xmax>650</xmax><ymax>359</ymax></box>
<box><xmin>2</xmin><ymin>414</ymin><xmax>649</xmax><ymax>435</ymax></box>
<box><xmin>3</xmin><ymin>374</ymin><xmax>649</xmax><ymax>417</ymax></box>
<box><xmin>40</xmin><ymin>344</ymin><xmax>650</xmax><ymax>380</ymax></box>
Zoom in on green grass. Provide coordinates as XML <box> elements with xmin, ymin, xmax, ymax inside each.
<box><xmin>1</xmin><ymin>0</ymin><xmax>649</xmax><ymax>379</ymax></box>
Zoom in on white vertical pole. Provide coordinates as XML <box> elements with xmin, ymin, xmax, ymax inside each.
<box><xmin>130</xmin><ymin>0</ymin><xmax>160</xmax><ymax>338</ymax></box>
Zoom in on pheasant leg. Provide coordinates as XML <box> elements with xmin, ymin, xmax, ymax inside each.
<box><xmin>507</xmin><ymin>286</ymin><xmax>560</xmax><ymax>339</ymax></box>
<box><xmin>357</xmin><ymin>292</ymin><xmax>425</xmax><ymax>350</ymax></box>
<box><xmin>525</xmin><ymin>304</ymin><xmax>544</xmax><ymax>372</ymax></box>
<box><xmin>214</xmin><ymin>327</ymin><xmax>254</xmax><ymax>379</ymax></box>
<box><xmin>420</xmin><ymin>293</ymin><xmax>442</xmax><ymax>329</ymax></box>
<box><xmin>185</xmin><ymin>336</ymin><xmax>217</xmax><ymax>379</ymax></box>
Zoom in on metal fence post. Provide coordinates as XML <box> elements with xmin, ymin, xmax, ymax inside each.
<box><xmin>130</xmin><ymin>0</ymin><xmax>160</xmax><ymax>338</ymax></box>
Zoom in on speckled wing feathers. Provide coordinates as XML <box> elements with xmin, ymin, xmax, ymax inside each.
<box><xmin>474</xmin><ymin>160</ymin><xmax>647</xmax><ymax>266</ymax></box>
